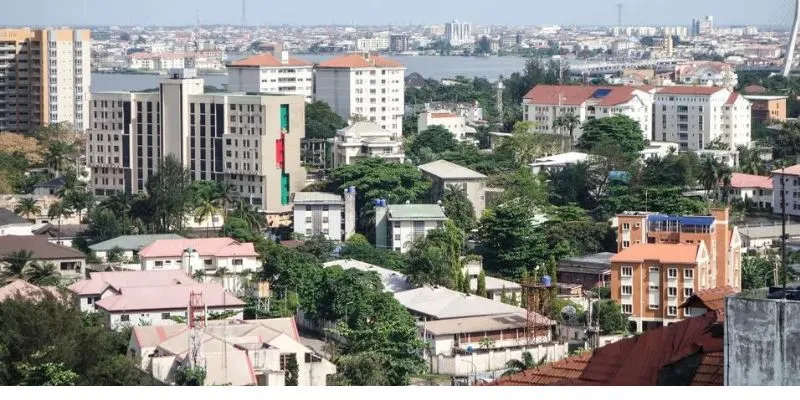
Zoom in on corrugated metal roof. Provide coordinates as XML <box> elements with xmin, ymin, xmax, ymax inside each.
<box><xmin>292</xmin><ymin>192</ymin><xmax>343</xmax><ymax>204</ymax></box>
<box><xmin>387</xmin><ymin>204</ymin><xmax>448</xmax><ymax>221</ymax></box>
<box><xmin>418</xmin><ymin>160</ymin><xmax>487</xmax><ymax>180</ymax></box>
<box><xmin>89</xmin><ymin>234</ymin><xmax>186</xmax><ymax>252</ymax></box>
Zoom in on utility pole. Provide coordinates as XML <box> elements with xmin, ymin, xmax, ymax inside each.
<box><xmin>241</xmin><ymin>0</ymin><xmax>247</xmax><ymax>28</ymax></box>
<box><xmin>782</xmin><ymin>165</ymin><xmax>788</xmax><ymax>295</ymax></box>
<box><xmin>616</xmin><ymin>3</ymin><xmax>623</xmax><ymax>28</ymax></box>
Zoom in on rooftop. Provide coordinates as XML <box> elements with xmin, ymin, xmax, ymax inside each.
<box><xmin>323</xmin><ymin>259</ymin><xmax>413</xmax><ymax>293</ymax></box>
<box><xmin>394</xmin><ymin>286</ymin><xmax>538</xmax><ymax>320</ymax></box>
<box><xmin>742</xmin><ymin>95</ymin><xmax>788</xmax><ymax>101</ymax></box>
<box><xmin>772</xmin><ymin>164</ymin><xmax>800</xmax><ymax>176</ymax></box>
<box><xmin>0</xmin><ymin>236</ymin><xmax>86</xmax><ymax>260</ymax></box>
<box><xmin>729</xmin><ymin>173</ymin><xmax>772</xmax><ymax>190</ymax></box>
<box><xmin>94</xmin><ymin>283</ymin><xmax>244</xmax><ymax>312</ymax></box>
<box><xmin>647</xmin><ymin>214</ymin><xmax>715</xmax><ymax>226</ymax></box>
<box><xmin>138</xmin><ymin>238</ymin><xmax>258</xmax><ymax>258</ymax></box>
<box><xmin>89</xmin><ymin>233</ymin><xmax>186</xmax><ymax>252</ymax></box>
<box><xmin>228</xmin><ymin>53</ymin><xmax>312</xmax><ymax>68</ymax></box>
<box><xmin>292</xmin><ymin>192</ymin><xmax>343</xmax><ymax>205</ymax></box>
<box><xmin>418</xmin><ymin>160</ymin><xmax>487</xmax><ymax>180</ymax></box>
<box><xmin>739</xmin><ymin>223</ymin><xmax>800</xmax><ymax>239</ymax></box>
<box><xmin>68</xmin><ymin>270</ymin><xmax>197</xmax><ymax>296</ymax></box>
<box><xmin>0</xmin><ymin>279</ymin><xmax>61</xmax><ymax>302</ymax></box>
<box><xmin>421</xmin><ymin>312</ymin><xmax>545</xmax><ymax>336</ymax></box>
<box><xmin>523</xmin><ymin>85</ymin><xmax>644</xmax><ymax>107</ymax></box>
<box><xmin>386</xmin><ymin>204</ymin><xmax>448</xmax><ymax>221</ymax></box>
<box><xmin>610</xmin><ymin>243</ymin><xmax>702</xmax><ymax>265</ymax></box>
<box><xmin>316</xmin><ymin>53</ymin><xmax>404</xmax><ymax>69</ymax></box>
<box><xmin>484</xmin><ymin>276</ymin><xmax>522</xmax><ymax>291</ymax></box>
<box><xmin>32</xmin><ymin>176</ymin><xmax>66</xmax><ymax>189</ymax></box>
<box><xmin>487</xmin><ymin>311</ymin><xmax>723</xmax><ymax>386</ymax></box>
<box><xmin>338</xmin><ymin>121</ymin><xmax>394</xmax><ymax>136</ymax></box>
<box><xmin>0</xmin><ymin>208</ymin><xmax>31</xmax><ymax>226</ymax></box>
<box><xmin>656</xmin><ymin>86</ymin><xmax>726</xmax><ymax>95</ymax></box>
<box><xmin>680</xmin><ymin>286</ymin><xmax>736</xmax><ymax>322</ymax></box>
<box><xmin>557</xmin><ymin>252</ymin><xmax>614</xmax><ymax>274</ymax></box>
<box><xmin>530</xmin><ymin>152</ymin><xmax>590</xmax><ymax>167</ymax></box>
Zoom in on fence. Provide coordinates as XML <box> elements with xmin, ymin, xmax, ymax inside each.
<box><xmin>428</xmin><ymin>342</ymin><xmax>570</xmax><ymax>376</ymax></box>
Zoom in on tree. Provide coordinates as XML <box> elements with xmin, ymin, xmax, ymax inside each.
<box><xmin>441</xmin><ymin>184</ymin><xmax>477</xmax><ymax>231</ymax></box>
<box><xmin>593</xmin><ymin>300</ymin><xmax>628</xmax><ymax>334</ymax></box>
<box><xmin>194</xmin><ymin>195</ymin><xmax>221</xmax><ymax>237</ymax></box>
<box><xmin>43</xmin><ymin>140</ymin><xmax>78</xmax><ymax>177</ymax></box>
<box><xmin>25</xmin><ymin>263</ymin><xmax>59</xmax><ymax>286</ymax></box>
<box><xmin>221</xmin><ymin>217</ymin><xmax>256</xmax><ymax>242</ymax></box>
<box><xmin>698</xmin><ymin>157</ymin><xmax>732</xmax><ymax>201</ymax></box>
<box><xmin>330</xmin><ymin>351</ymin><xmax>391</xmax><ymax>386</ymax></box>
<box><xmin>107</xmin><ymin>247</ymin><xmax>125</xmax><ymax>263</ymax></box>
<box><xmin>305</xmin><ymin>101</ymin><xmax>347</xmax><ymax>139</ymax></box>
<box><xmin>496</xmin><ymin>122</ymin><xmax>558</xmax><ymax>167</ymax></box>
<box><xmin>14</xmin><ymin>197</ymin><xmax>41</xmax><ymax>222</ymax></box>
<box><xmin>742</xmin><ymin>254</ymin><xmax>777</xmax><ymax>290</ymax></box>
<box><xmin>119</xmin><ymin>32</ymin><xmax>131</xmax><ymax>41</ymax></box>
<box><xmin>174</xmin><ymin>365</ymin><xmax>206</xmax><ymax>386</ymax></box>
<box><xmin>476</xmin><ymin>270</ymin><xmax>487</xmax><ymax>297</ymax></box>
<box><xmin>16</xmin><ymin>349</ymin><xmax>79</xmax><ymax>386</ymax></box>
<box><xmin>145</xmin><ymin>155</ymin><xmax>192</xmax><ymax>232</ymax></box>
<box><xmin>47</xmin><ymin>200</ymin><xmax>73</xmax><ymax>245</ymax></box>
<box><xmin>553</xmin><ymin>113</ymin><xmax>581</xmax><ymax>151</ymax></box>
<box><xmin>88</xmin><ymin>208</ymin><xmax>125</xmax><ymax>243</ymax></box>
<box><xmin>405</xmin><ymin>237</ymin><xmax>453</xmax><ymax>287</ymax></box>
<box><xmin>229</xmin><ymin>200</ymin><xmax>266</xmax><ymax>233</ymax></box>
<box><xmin>0</xmin><ymin>250</ymin><xmax>35</xmax><ymax>283</ymax></box>
<box><xmin>502</xmin><ymin>352</ymin><xmax>546</xmax><ymax>376</ymax></box>
<box><xmin>576</xmin><ymin>115</ymin><xmax>646</xmax><ymax>155</ymax></box>
<box><xmin>478</xmin><ymin>199</ymin><xmax>546</xmax><ymax>278</ymax></box>
<box><xmin>296</xmin><ymin>235</ymin><xmax>336</xmax><ymax>262</ymax></box>
<box><xmin>285</xmin><ymin>354</ymin><xmax>299</xmax><ymax>386</ymax></box>
<box><xmin>737</xmin><ymin>145</ymin><xmax>766</xmax><ymax>175</ymax></box>
<box><xmin>407</xmin><ymin>125</ymin><xmax>458</xmax><ymax>163</ymax></box>
<box><xmin>339</xmin><ymin>234</ymin><xmax>408</xmax><ymax>272</ymax></box>
<box><xmin>476</xmin><ymin>36</ymin><xmax>493</xmax><ymax>54</ymax></box>
<box><xmin>640</xmin><ymin>151</ymin><xmax>699</xmax><ymax>188</ymax></box>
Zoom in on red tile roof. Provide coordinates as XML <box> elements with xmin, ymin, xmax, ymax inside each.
<box><xmin>522</xmin><ymin>85</ymin><xmax>642</xmax><ymax>106</ymax></box>
<box><xmin>743</xmin><ymin>84</ymin><xmax>768</xmax><ymax>94</ymax></box>
<box><xmin>725</xmin><ymin>92</ymin><xmax>741</xmax><ymax>105</ymax></box>
<box><xmin>430</xmin><ymin>112</ymin><xmax>458</xmax><ymax>119</ymax></box>
<box><xmin>656</xmin><ymin>86</ymin><xmax>725</xmax><ymax>95</ymax></box>
<box><xmin>487</xmin><ymin>311</ymin><xmax>723</xmax><ymax>386</ymax></box>
<box><xmin>679</xmin><ymin>286</ymin><xmax>736</xmax><ymax>322</ymax></box>
<box><xmin>316</xmin><ymin>53</ymin><xmax>404</xmax><ymax>69</ymax></box>
<box><xmin>610</xmin><ymin>243</ymin><xmax>701</xmax><ymax>264</ymax></box>
<box><xmin>228</xmin><ymin>53</ymin><xmax>312</xmax><ymax>68</ymax></box>
<box><xmin>772</xmin><ymin>164</ymin><xmax>800</xmax><ymax>176</ymax></box>
<box><xmin>730</xmin><ymin>173</ymin><xmax>772</xmax><ymax>189</ymax></box>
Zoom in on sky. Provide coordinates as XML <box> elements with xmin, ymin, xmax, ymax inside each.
<box><xmin>0</xmin><ymin>0</ymin><xmax>792</xmax><ymax>28</ymax></box>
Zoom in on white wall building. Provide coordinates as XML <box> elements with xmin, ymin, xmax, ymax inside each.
<box><xmin>87</xmin><ymin>69</ymin><xmax>306</xmax><ymax>214</ymax></box>
<box><xmin>444</xmin><ymin>20</ymin><xmax>473</xmax><ymax>47</ymax></box>
<box><xmin>522</xmin><ymin>85</ymin><xmax>653</xmax><ymax>142</ymax></box>
<box><xmin>728</xmin><ymin>173</ymin><xmax>772</xmax><ymax>209</ymax></box>
<box><xmin>654</xmin><ymin>86</ymin><xmax>751</xmax><ymax>151</ymax></box>
<box><xmin>67</xmin><ymin>270</ymin><xmax>197</xmax><ymax>313</ymax></box>
<box><xmin>292</xmin><ymin>190</ymin><xmax>356</xmax><ymax>242</ymax></box>
<box><xmin>314</xmin><ymin>53</ymin><xmax>405</xmax><ymax>139</ymax></box>
<box><xmin>375</xmin><ymin>203</ymin><xmax>448</xmax><ymax>253</ymax></box>
<box><xmin>673</xmin><ymin>61</ymin><xmax>738</xmax><ymax>88</ymax></box>
<box><xmin>227</xmin><ymin>51</ymin><xmax>314</xmax><ymax>102</ymax></box>
<box><xmin>0</xmin><ymin>208</ymin><xmax>33</xmax><ymax>236</ymax></box>
<box><xmin>356</xmin><ymin>37</ymin><xmax>390</xmax><ymax>52</ymax></box>
<box><xmin>417</xmin><ymin>111</ymin><xmax>471</xmax><ymax>142</ymax></box>
<box><xmin>772</xmin><ymin>165</ymin><xmax>800</xmax><ymax>217</ymax></box>
<box><xmin>332</xmin><ymin>121</ymin><xmax>405</xmax><ymax>168</ymax></box>
<box><xmin>137</xmin><ymin>237</ymin><xmax>260</xmax><ymax>275</ymax></box>
<box><xmin>418</xmin><ymin>160</ymin><xmax>487</xmax><ymax>219</ymax></box>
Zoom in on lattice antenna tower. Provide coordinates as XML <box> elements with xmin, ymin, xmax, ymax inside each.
<box><xmin>241</xmin><ymin>0</ymin><xmax>247</xmax><ymax>28</ymax></box>
<box><xmin>187</xmin><ymin>291</ymin><xmax>208</xmax><ymax>369</ymax></box>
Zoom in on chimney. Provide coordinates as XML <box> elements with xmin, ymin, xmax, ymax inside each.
<box><xmin>344</xmin><ymin>187</ymin><xmax>357</xmax><ymax>241</ymax></box>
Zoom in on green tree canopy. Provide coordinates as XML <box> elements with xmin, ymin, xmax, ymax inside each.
<box><xmin>305</xmin><ymin>101</ymin><xmax>347</xmax><ymax>139</ymax></box>
<box><xmin>576</xmin><ymin>115</ymin><xmax>646</xmax><ymax>155</ymax></box>
<box><xmin>407</xmin><ymin>125</ymin><xmax>458</xmax><ymax>164</ymax></box>
<box><xmin>441</xmin><ymin>184</ymin><xmax>477</xmax><ymax>231</ymax></box>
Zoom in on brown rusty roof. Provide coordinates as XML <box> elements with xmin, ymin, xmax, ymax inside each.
<box><xmin>487</xmin><ymin>311</ymin><xmax>723</xmax><ymax>386</ymax></box>
<box><xmin>679</xmin><ymin>285</ymin><xmax>735</xmax><ymax>322</ymax></box>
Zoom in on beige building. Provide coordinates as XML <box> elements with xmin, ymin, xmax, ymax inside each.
<box><xmin>87</xmin><ymin>69</ymin><xmax>306</xmax><ymax>214</ymax></box>
<box><xmin>331</xmin><ymin>121</ymin><xmax>405</xmax><ymax>168</ymax></box>
<box><xmin>0</xmin><ymin>28</ymin><xmax>91</xmax><ymax>132</ymax></box>
<box><xmin>227</xmin><ymin>50</ymin><xmax>314</xmax><ymax>102</ymax></box>
<box><xmin>418</xmin><ymin>160</ymin><xmax>487</xmax><ymax>219</ymax></box>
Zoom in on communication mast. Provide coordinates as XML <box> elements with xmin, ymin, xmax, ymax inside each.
<box><xmin>187</xmin><ymin>290</ymin><xmax>208</xmax><ymax>368</ymax></box>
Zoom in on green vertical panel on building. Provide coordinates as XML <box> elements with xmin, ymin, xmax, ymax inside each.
<box><xmin>281</xmin><ymin>173</ymin><xmax>290</xmax><ymax>205</ymax></box>
<box><xmin>280</xmin><ymin>104</ymin><xmax>290</xmax><ymax>133</ymax></box>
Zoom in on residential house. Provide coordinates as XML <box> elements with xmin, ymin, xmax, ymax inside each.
<box><xmin>0</xmin><ymin>208</ymin><xmax>33</xmax><ymax>236</ymax></box>
<box><xmin>95</xmin><ymin>282</ymin><xmax>244</xmax><ymax>328</ymax></box>
<box><xmin>32</xmin><ymin>176</ymin><xmax>66</xmax><ymax>197</ymax></box>
<box><xmin>680</xmin><ymin>285</ymin><xmax>735</xmax><ymax>319</ymax></box>
<box><xmin>771</xmin><ymin>164</ymin><xmax>800</xmax><ymax>217</ymax></box>
<box><xmin>137</xmin><ymin>238</ymin><xmax>260</xmax><ymax>275</ymax></box>
<box><xmin>557</xmin><ymin>252</ymin><xmax>613</xmax><ymax>290</ymax></box>
<box><xmin>0</xmin><ymin>236</ymin><xmax>86</xmax><ymax>280</ymax></box>
<box><xmin>323</xmin><ymin>259</ymin><xmax>413</xmax><ymax>293</ymax></box>
<box><xmin>739</xmin><ymin>224</ymin><xmax>800</xmax><ymax>253</ymax></box>
<box><xmin>374</xmin><ymin>203</ymin><xmax>448</xmax><ymax>253</ymax></box>
<box><xmin>463</xmin><ymin>257</ymin><xmax>523</xmax><ymax>304</ymax></box>
<box><xmin>67</xmin><ymin>270</ymin><xmax>197</xmax><ymax>313</ymax></box>
<box><xmin>88</xmin><ymin>234</ymin><xmax>186</xmax><ymax>262</ymax></box>
<box><xmin>32</xmin><ymin>223</ymin><xmax>89</xmax><ymax>247</ymax></box>
<box><xmin>331</xmin><ymin>121</ymin><xmax>405</xmax><ymax>168</ymax></box>
<box><xmin>226</xmin><ymin>49</ymin><xmax>314</xmax><ymax>102</ymax></box>
<box><xmin>530</xmin><ymin>152</ymin><xmax>590</xmax><ymax>174</ymax></box>
<box><xmin>418</xmin><ymin>160</ymin><xmax>487</xmax><ymax>219</ymax></box>
<box><xmin>129</xmin><ymin>318</ymin><xmax>336</xmax><ymax>386</ymax></box>
<box><xmin>417</xmin><ymin>111</ymin><xmax>474</xmax><ymax>142</ymax></box>
<box><xmin>743</xmin><ymin>95</ymin><xmax>787</xmax><ymax>123</ymax></box>
<box><xmin>727</xmin><ymin>173</ymin><xmax>772</xmax><ymax>209</ymax></box>
<box><xmin>0</xmin><ymin>279</ymin><xmax>62</xmax><ymax>302</ymax></box>
<box><xmin>292</xmin><ymin>190</ymin><xmax>356</xmax><ymax>242</ymax></box>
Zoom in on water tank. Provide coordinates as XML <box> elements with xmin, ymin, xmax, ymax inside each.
<box><xmin>542</xmin><ymin>275</ymin><xmax>552</xmax><ymax>287</ymax></box>
<box><xmin>349</xmin><ymin>186</ymin><xmax>356</xmax><ymax>193</ymax></box>
<box><xmin>380</xmin><ymin>199</ymin><xmax>387</xmax><ymax>207</ymax></box>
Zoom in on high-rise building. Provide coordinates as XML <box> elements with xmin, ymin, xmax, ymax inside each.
<box><xmin>87</xmin><ymin>69</ymin><xmax>306</xmax><ymax>214</ymax></box>
<box><xmin>612</xmin><ymin>208</ymin><xmax>742</xmax><ymax>332</ymax></box>
<box><xmin>444</xmin><ymin>20</ymin><xmax>473</xmax><ymax>47</ymax></box>
<box><xmin>0</xmin><ymin>28</ymin><xmax>90</xmax><ymax>132</ymax></box>
<box><xmin>314</xmin><ymin>53</ymin><xmax>405</xmax><ymax>139</ymax></box>
<box><xmin>653</xmin><ymin>86</ymin><xmax>751</xmax><ymax>151</ymax></box>
<box><xmin>389</xmin><ymin>34</ymin><xmax>410</xmax><ymax>53</ymax></box>
<box><xmin>692</xmin><ymin>15</ymin><xmax>715</xmax><ymax>36</ymax></box>
<box><xmin>226</xmin><ymin>49</ymin><xmax>314</xmax><ymax>102</ymax></box>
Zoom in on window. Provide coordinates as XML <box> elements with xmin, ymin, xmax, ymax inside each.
<box><xmin>622</xmin><ymin>304</ymin><xmax>632</xmax><ymax>314</ymax></box>
<box><xmin>394</xmin><ymin>234</ymin><xmax>400</xmax><ymax>241</ymax></box>
<box><xmin>279</xmin><ymin>354</ymin><xmax>292</xmax><ymax>370</ymax></box>
<box><xmin>120</xmin><ymin>314</ymin><xmax>130</xmax><ymax>322</ymax></box>
<box><xmin>154</xmin><ymin>261</ymin><xmax>163</xmax><ymax>268</ymax></box>
<box><xmin>622</xmin><ymin>223</ymin><xmax>631</xmax><ymax>230</ymax></box>
<box><xmin>622</xmin><ymin>285</ymin><xmax>632</xmax><ymax>295</ymax></box>
<box><xmin>649</xmin><ymin>303</ymin><xmax>659</xmax><ymax>310</ymax></box>
<box><xmin>649</xmin><ymin>285</ymin><xmax>659</xmax><ymax>292</ymax></box>
<box><xmin>684</xmin><ymin>308</ymin><xmax>692</xmax><ymax>317</ymax></box>
<box><xmin>668</xmin><ymin>268</ymin><xmax>678</xmax><ymax>278</ymax></box>
<box><xmin>684</xmin><ymin>288</ymin><xmax>694</xmax><ymax>297</ymax></box>
<box><xmin>668</xmin><ymin>287</ymin><xmax>677</xmax><ymax>297</ymax></box>
<box><xmin>684</xmin><ymin>269</ymin><xmax>694</xmax><ymax>279</ymax></box>
<box><xmin>622</xmin><ymin>240</ymin><xmax>631</xmax><ymax>248</ymax></box>
<box><xmin>161</xmin><ymin>312</ymin><xmax>171</xmax><ymax>320</ymax></box>
<box><xmin>667</xmin><ymin>306</ymin><xmax>677</xmax><ymax>316</ymax></box>
<box><xmin>232</xmin><ymin>259</ymin><xmax>243</xmax><ymax>266</ymax></box>
<box><xmin>621</xmin><ymin>267</ymin><xmax>632</xmax><ymax>277</ymax></box>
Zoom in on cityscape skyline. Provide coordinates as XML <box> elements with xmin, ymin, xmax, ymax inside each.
<box><xmin>1</xmin><ymin>0</ymin><xmax>792</xmax><ymax>27</ymax></box>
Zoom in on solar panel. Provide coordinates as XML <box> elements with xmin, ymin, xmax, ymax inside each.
<box><xmin>591</xmin><ymin>88</ymin><xmax>612</xmax><ymax>99</ymax></box>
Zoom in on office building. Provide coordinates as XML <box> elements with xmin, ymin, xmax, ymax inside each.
<box><xmin>87</xmin><ymin>69</ymin><xmax>306</xmax><ymax>214</ymax></box>
<box><xmin>374</xmin><ymin>202</ymin><xmax>448</xmax><ymax>252</ymax></box>
<box><xmin>653</xmin><ymin>86</ymin><xmax>751</xmax><ymax>151</ymax></box>
<box><xmin>522</xmin><ymin>85</ymin><xmax>653</xmax><ymax>142</ymax></box>
<box><xmin>292</xmin><ymin>189</ymin><xmax>356</xmax><ymax>242</ymax></box>
<box><xmin>0</xmin><ymin>28</ymin><xmax>90</xmax><ymax>132</ymax></box>
<box><xmin>226</xmin><ymin>49</ymin><xmax>314</xmax><ymax>102</ymax></box>
<box><xmin>389</xmin><ymin>34</ymin><xmax>411</xmax><ymax>52</ymax></box>
<box><xmin>692</xmin><ymin>16</ymin><xmax>715</xmax><ymax>36</ymax></box>
<box><xmin>355</xmin><ymin>37</ymin><xmax>390</xmax><ymax>52</ymax></box>
<box><xmin>771</xmin><ymin>164</ymin><xmax>800</xmax><ymax>217</ymax></box>
<box><xmin>314</xmin><ymin>53</ymin><xmax>405</xmax><ymax>138</ymax></box>
<box><xmin>331</xmin><ymin>121</ymin><xmax>405</xmax><ymax>168</ymax></box>
<box><xmin>743</xmin><ymin>95</ymin><xmax>787</xmax><ymax>123</ymax></box>
<box><xmin>444</xmin><ymin>20</ymin><xmax>473</xmax><ymax>47</ymax></box>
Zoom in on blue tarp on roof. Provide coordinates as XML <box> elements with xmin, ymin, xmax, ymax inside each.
<box><xmin>647</xmin><ymin>215</ymin><xmax>715</xmax><ymax>226</ymax></box>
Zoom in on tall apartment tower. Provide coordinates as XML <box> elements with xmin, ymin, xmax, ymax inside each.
<box><xmin>444</xmin><ymin>20</ymin><xmax>473</xmax><ymax>46</ymax></box>
<box><xmin>0</xmin><ymin>28</ymin><xmax>91</xmax><ymax>132</ymax></box>
<box><xmin>87</xmin><ymin>69</ymin><xmax>306</xmax><ymax>214</ymax></box>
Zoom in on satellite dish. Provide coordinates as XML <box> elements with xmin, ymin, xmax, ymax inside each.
<box><xmin>561</xmin><ymin>305</ymin><xmax>577</xmax><ymax>322</ymax></box>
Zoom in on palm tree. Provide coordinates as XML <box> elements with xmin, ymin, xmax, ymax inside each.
<box><xmin>44</xmin><ymin>140</ymin><xmax>77</xmax><ymax>177</ymax></box>
<box><xmin>195</xmin><ymin>196</ymin><xmax>222</xmax><ymax>237</ymax></box>
<box><xmin>230</xmin><ymin>200</ymin><xmax>266</xmax><ymax>233</ymax></box>
<box><xmin>47</xmin><ymin>200</ymin><xmax>73</xmax><ymax>245</ymax></box>
<box><xmin>14</xmin><ymin>197</ymin><xmax>41</xmax><ymax>222</ymax></box>
<box><xmin>699</xmin><ymin>157</ymin><xmax>733</xmax><ymax>202</ymax></box>
<box><xmin>214</xmin><ymin>182</ymin><xmax>235</xmax><ymax>217</ymax></box>
<box><xmin>554</xmin><ymin>113</ymin><xmax>581</xmax><ymax>151</ymax></box>
<box><xmin>737</xmin><ymin>145</ymin><xmax>765</xmax><ymax>175</ymax></box>
<box><xmin>26</xmin><ymin>262</ymin><xmax>58</xmax><ymax>285</ymax></box>
<box><xmin>1</xmin><ymin>250</ymin><xmax>35</xmax><ymax>283</ymax></box>
<box><xmin>501</xmin><ymin>352</ymin><xmax>547</xmax><ymax>377</ymax></box>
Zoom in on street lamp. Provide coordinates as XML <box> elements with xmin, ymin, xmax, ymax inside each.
<box><xmin>183</xmin><ymin>247</ymin><xmax>196</xmax><ymax>277</ymax></box>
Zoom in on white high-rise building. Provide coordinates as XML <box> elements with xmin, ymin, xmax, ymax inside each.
<box><xmin>87</xmin><ymin>69</ymin><xmax>306</xmax><ymax>214</ymax></box>
<box><xmin>654</xmin><ymin>86</ymin><xmax>751</xmax><ymax>151</ymax></box>
<box><xmin>227</xmin><ymin>49</ymin><xmax>314</xmax><ymax>102</ymax></box>
<box><xmin>355</xmin><ymin>37</ymin><xmax>390</xmax><ymax>52</ymax></box>
<box><xmin>444</xmin><ymin>20</ymin><xmax>473</xmax><ymax>47</ymax></box>
<box><xmin>0</xmin><ymin>28</ymin><xmax>90</xmax><ymax>132</ymax></box>
<box><xmin>314</xmin><ymin>53</ymin><xmax>405</xmax><ymax>139</ymax></box>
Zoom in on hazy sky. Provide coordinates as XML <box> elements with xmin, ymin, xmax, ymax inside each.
<box><xmin>0</xmin><ymin>0</ymin><xmax>792</xmax><ymax>27</ymax></box>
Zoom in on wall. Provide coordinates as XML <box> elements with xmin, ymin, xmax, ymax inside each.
<box><xmin>391</xmin><ymin>219</ymin><xmax>445</xmax><ymax>252</ymax></box>
<box><xmin>105</xmin><ymin>307</ymin><xmax>244</xmax><ymax>328</ymax></box>
<box><xmin>725</xmin><ymin>296</ymin><xmax>800</xmax><ymax>385</ymax></box>
<box><xmin>0</xmin><ymin>224</ymin><xmax>33</xmax><ymax>236</ymax></box>
<box><xmin>427</xmin><ymin>342</ymin><xmax>569</xmax><ymax>376</ymax></box>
